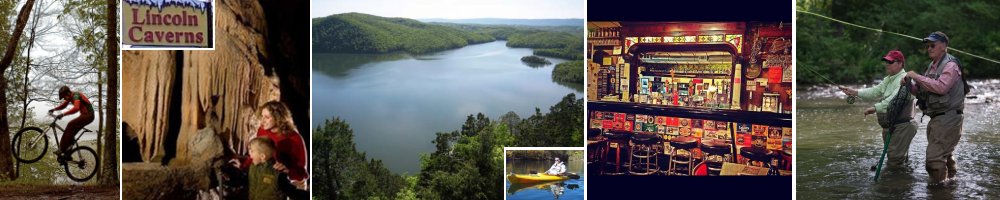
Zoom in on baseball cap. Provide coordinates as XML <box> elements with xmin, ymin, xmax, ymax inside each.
<box><xmin>882</xmin><ymin>50</ymin><xmax>905</xmax><ymax>63</ymax></box>
<box><xmin>923</xmin><ymin>31</ymin><xmax>949</xmax><ymax>44</ymax></box>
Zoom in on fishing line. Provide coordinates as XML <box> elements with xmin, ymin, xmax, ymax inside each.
<box><xmin>802</xmin><ymin>64</ymin><xmax>860</xmax><ymax>104</ymax></box>
<box><xmin>797</xmin><ymin>10</ymin><xmax>1000</xmax><ymax>65</ymax></box>
<box><xmin>800</xmin><ymin>64</ymin><xmax>838</xmax><ymax>85</ymax></box>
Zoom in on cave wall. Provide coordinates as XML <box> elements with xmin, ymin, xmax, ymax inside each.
<box><xmin>122</xmin><ymin>51</ymin><xmax>176</xmax><ymax>162</ymax></box>
<box><xmin>123</xmin><ymin>0</ymin><xmax>309</xmax><ymax>164</ymax></box>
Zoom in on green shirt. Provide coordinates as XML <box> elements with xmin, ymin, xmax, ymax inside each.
<box><xmin>249</xmin><ymin>160</ymin><xmax>285</xmax><ymax>200</ymax></box>
<box><xmin>856</xmin><ymin>70</ymin><xmax>913</xmax><ymax>114</ymax></box>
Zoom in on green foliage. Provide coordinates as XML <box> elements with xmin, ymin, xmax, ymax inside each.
<box><xmin>63</xmin><ymin>0</ymin><xmax>109</xmax><ymax>70</ymax></box>
<box><xmin>507</xmin><ymin>31</ymin><xmax>583</xmax><ymax>60</ymax></box>
<box><xmin>797</xmin><ymin>0</ymin><xmax>1000</xmax><ymax>84</ymax></box>
<box><xmin>552</xmin><ymin>60</ymin><xmax>584</xmax><ymax>84</ymax></box>
<box><xmin>312</xmin><ymin>118</ymin><xmax>406</xmax><ymax>200</ymax></box>
<box><xmin>505</xmin><ymin>150</ymin><xmax>571</xmax><ymax>161</ymax></box>
<box><xmin>512</xmin><ymin>93</ymin><xmax>584</xmax><ymax>147</ymax></box>
<box><xmin>520</xmin><ymin>55</ymin><xmax>551</xmax><ymax>65</ymax></box>
<box><xmin>313</xmin><ymin>93</ymin><xmax>583</xmax><ymax>199</ymax></box>
<box><xmin>416</xmin><ymin>119</ymin><xmax>514</xmax><ymax>199</ymax></box>
<box><xmin>534</xmin><ymin>48</ymin><xmax>583</xmax><ymax>61</ymax></box>
<box><xmin>311</xmin><ymin>13</ymin><xmax>585</xmax><ymax>60</ymax></box>
<box><xmin>312</xmin><ymin>13</ymin><xmax>495</xmax><ymax>54</ymax></box>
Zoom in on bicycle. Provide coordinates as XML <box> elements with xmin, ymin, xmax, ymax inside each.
<box><xmin>11</xmin><ymin>111</ymin><xmax>99</xmax><ymax>182</ymax></box>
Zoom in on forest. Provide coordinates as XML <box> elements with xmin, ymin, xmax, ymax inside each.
<box><xmin>0</xmin><ymin>0</ymin><xmax>120</xmax><ymax>198</ymax></box>
<box><xmin>312</xmin><ymin>13</ymin><xmax>585</xmax><ymax>60</ymax></box>
<box><xmin>311</xmin><ymin>12</ymin><xmax>495</xmax><ymax>54</ymax></box>
<box><xmin>313</xmin><ymin>93</ymin><xmax>583</xmax><ymax>200</ymax></box>
<box><xmin>552</xmin><ymin>60</ymin><xmax>585</xmax><ymax>85</ymax></box>
<box><xmin>797</xmin><ymin>0</ymin><xmax>1000</xmax><ymax>84</ymax></box>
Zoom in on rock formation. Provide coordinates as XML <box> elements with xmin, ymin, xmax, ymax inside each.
<box><xmin>122</xmin><ymin>0</ymin><xmax>309</xmax><ymax>198</ymax></box>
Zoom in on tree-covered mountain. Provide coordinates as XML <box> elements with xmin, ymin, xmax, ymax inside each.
<box><xmin>312</xmin><ymin>12</ymin><xmax>495</xmax><ymax>54</ymax></box>
<box><xmin>435</xmin><ymin>23</ymin><xmax>584</xmax><ymax>60</ymax></box>
<box><xmin>419</xmin><ymin>18</ymin><xmax>583</xmax><ymax>27</ymax></box>
<box><xmin>312</xmin><ymin>13</ymin><xmax>584</xmax><ymax>60</ymax></box>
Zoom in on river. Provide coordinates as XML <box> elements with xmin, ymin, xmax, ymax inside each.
<box><xmin>796</xmin><ymin>79</ymin><xmax>1000</xmax><ymax>199</ymax></box>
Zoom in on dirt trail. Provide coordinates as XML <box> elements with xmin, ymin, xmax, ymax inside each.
<box><xmin>0</xmin><ymin>185</ymin><xmax>118</xmax><ymax>199</ymax></box>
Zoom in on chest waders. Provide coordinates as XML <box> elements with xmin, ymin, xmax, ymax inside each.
<box><xmin>874</xmin><ymin>78</ymin><xmax>912</xmax><ymax>181</ymax></box>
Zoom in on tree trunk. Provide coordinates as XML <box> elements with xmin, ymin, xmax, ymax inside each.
<box><xmin>98</xmin><ymin>0</ymin><xmax>119</xmax><ymax>185</ymax></box>
<box><xmin>97</xmin><ymin>71</ymin><xmax>103</xmax><ymax>178</ymax></box>
<box><xmin>19</xmin><ymin>4</ymin><xmax>40</xmax><ymax>130</ymax></box>
<box><xmin>0</xmin><ymin>0</ymin><xmax>38</xmax><ymax>181</ymax></box>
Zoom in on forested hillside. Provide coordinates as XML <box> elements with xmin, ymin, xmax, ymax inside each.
<box><xmin>312</xmin><ymin>12</ymin><xmax>494</xmax><ymax>54</ymax></box>
<box><xmin>313</xmin><ymin>13</ymin><xmax>584</xmax><ymax>60</ymax></box>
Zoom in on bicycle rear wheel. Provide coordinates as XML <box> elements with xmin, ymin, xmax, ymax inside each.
<box><xmin>12</xmin><ymin>127</ymin><xmax>47</xmax><ymax>163</ymax></box>
<box><xmin>64</xmin><ymin>146</ymin><xmax>99</xmax><ymax>182</ymax></box>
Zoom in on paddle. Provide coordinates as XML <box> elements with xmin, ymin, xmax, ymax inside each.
<box><xmin>565</xmin><ymin>172</ymin><xmax>581</xmax><ymax>180</ymax></box>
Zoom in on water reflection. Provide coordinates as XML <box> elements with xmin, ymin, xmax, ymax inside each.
<box><xmin>796</xmin><ymin>80</ymin><xmax>1000</xmax><ymax>199</ymax></box>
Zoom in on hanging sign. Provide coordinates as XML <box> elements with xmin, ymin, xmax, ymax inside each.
<box><xmin>123</xmin><ymin>0</ymin><xmax>214</xmax><ymax>49</ymax></box>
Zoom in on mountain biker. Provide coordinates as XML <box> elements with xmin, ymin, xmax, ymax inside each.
<box><xmin>48</xmin><ymin>86</ymin><xmax>95</xmax><ymax>163</ymax></box>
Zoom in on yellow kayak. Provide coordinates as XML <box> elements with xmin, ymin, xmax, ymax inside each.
<box><xmin>507</xmin><ymin>173</ymin><xmax>569</xmax><ymax>184</ymax></box>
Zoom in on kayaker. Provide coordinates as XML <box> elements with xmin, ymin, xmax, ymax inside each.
<box><xmin>545</xmin><ymin>157</ymin><xmax>567</xmax><ymax>175</ymax></box>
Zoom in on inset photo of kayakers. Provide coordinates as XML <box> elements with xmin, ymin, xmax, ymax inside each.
<box><xmin>586</xmin><ymin>21</ymin><xmax>792</xmax><ymax>177</ymax></box>
<box><xmin>797</xmin><ymin>0</ymin><xmax>1000</xmax><ymax>199</ymax></box>
<box><xmin>505</xmin><ymin>148</ymin><xmax>584</xmax><ymax>200</ymax></box>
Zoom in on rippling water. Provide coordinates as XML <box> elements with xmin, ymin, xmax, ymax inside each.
<box><xmin>796</xmin><ymin>79</ymin><xmax>1000</xmax><ymax>199</ymax></box>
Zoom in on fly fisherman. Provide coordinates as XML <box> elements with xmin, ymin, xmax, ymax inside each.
<box><xmin>905</xmin><ymin>31</ymin><xmax>968</xmax><ymax>184</ymax></box>
<box><xmin>839</xmin><ymin>50</ymin><xmax>917</xmax><ymax>172</ymax></box>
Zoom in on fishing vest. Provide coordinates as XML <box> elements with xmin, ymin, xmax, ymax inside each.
<box><xmin>917</xmin><ymin>53</ymin><xmax>965</xmax><ymax>116</ymax></box>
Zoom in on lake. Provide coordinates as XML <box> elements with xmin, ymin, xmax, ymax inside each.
<box><xmin>796</xmin><ymin>80</ymin><xmax>1000</xmax><ymax>199</ymax></box>
<box><xmin>313</xmin><ymin>41</ymin><xmax>583</xmax><ymax>174</ymax></box>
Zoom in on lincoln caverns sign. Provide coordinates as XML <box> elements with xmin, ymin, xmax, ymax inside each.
<box><xmin>123</xmin><ymin>0</ymin><xmax>214</xmax><ymax>49</ymax></box>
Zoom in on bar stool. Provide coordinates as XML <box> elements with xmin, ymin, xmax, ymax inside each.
<box><xmin>700</xmin><ymin>139</ymin><xmax>732</xmax><ymax>176</ymax></box>
<box><xmin>668</xmin><ymin>137</ymin><xmax>698</xmax><ymax>176</ymax></box>
<box><xmin>738</xmin><ymin>147</ymin><xmax>776</xmax><ymax>176</ymax></box>
<box><xmin>629</xmin><ymin>133</ymin><xmax>661</xmax><ymax>175</ymax></box>
<box><xmin>601</xmin><ymin>130</ymin><xmax>632</xmax><ymax>175</ymax></box>
<box><xmin>587</xmin><ymin>128</ymin><xmax>605</xmax><ymax>176</ymax></box>
<box><xmin>781</xmin><ymin>149</ymin><xmax>792</xmax><ymax>171</ymax></box>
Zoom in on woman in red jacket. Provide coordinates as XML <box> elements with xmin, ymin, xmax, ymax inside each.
<box><xmin>246</xmin><ymin>101</ymin><xmax>308</xmax><ymax>189</ymax></box>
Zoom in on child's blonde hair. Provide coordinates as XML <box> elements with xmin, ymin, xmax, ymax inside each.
<box><xmin>249</xmin><ymin>137</ymin><xmax>276</xmax><ymax>160</ymax></box>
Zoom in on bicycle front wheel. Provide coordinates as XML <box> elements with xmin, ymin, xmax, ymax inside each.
<box><xmin>12</xmin><ymin>127</ymin><xmax>47</xmax><ymax>163</ymax></box>
<box><xmin>64</xmin><ymin>146</ymin><xmax>99</xmax><ymax>182</ymax></box>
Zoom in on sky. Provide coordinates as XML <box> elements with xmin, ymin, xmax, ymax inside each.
<box><xmin>311</xmin><ymin>0</ymin><xmax>584</xmax><ymax>19</ymax></box>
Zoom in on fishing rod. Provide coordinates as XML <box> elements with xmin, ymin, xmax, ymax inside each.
<box><xmin>801</xmin><ymin>64</ymin><xmax>861</xmax><ymax>104</ymax></box>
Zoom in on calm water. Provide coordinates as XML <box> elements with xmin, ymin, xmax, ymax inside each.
<box><xmin>796</xmin><ymin>80</ymin><xmax>1000</xmax><ymax>199</ymax></box>
<box><xmin>313</xmin><ymin>41</ymin><xmax>582</xmax><ymax>174</ymax></box>
<box><xmin>506</xmin><ymin>159</ymin><xmax>585</xmax><ymax>200</ymax></box>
